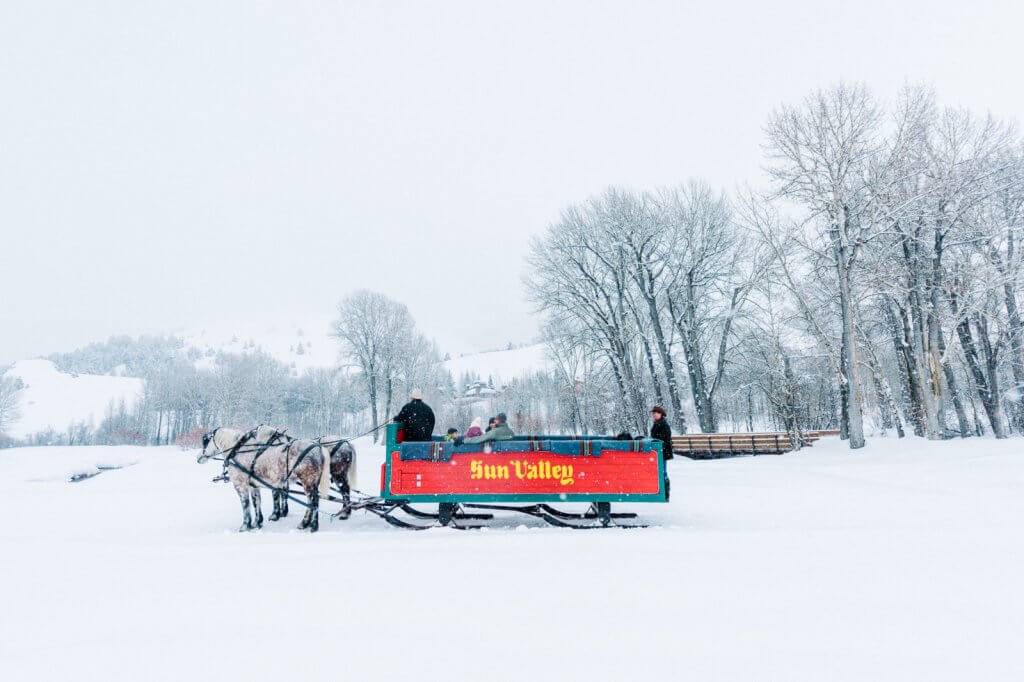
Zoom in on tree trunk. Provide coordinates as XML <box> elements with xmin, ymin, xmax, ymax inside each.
<box><xmin>974</xmin><ymin>315</ymin><xmax>1008</xmax><ymax>438</ymax></box>
<box><xmin>903</xmin><ymin>232</ymin><xmax>942</xmax><ymax>439</ymax></box>
<box><xmin>680</xmin><ymin>327</ymin><xmax>713</xmax><ymax>433</ymax></box>
<box><xmin>886</xmin><ymin>302</ymin><xmax>924</xmax><ymax>435</ymax></box>
<box><xmin>866</xmin><ymin>349</ymin><xmax>904</xmax><ymax>437</ymax></box>
<box><xmin>154</xmin><ymin>410</ymin><xmax>163</xmax><ymax>446</ymax></box>
<box><xmin>384</xmin><ymin>376</ymin><xmax>394</xmax><ymax>443</ymax></box>
<box><xmin>604</xmin><ymin>347</ymin><xmax>635</xmax><ymax>434</ymax></box>
<box><xmin>952</xmin><ymin>303</ymin><xmax>1007</xmax><ymax>438</ymax></box>
<box><xmin>746</xmin><ymin>387</ymin><xmax>754</xmax><ymax>432</ymax></box>
<box><xmin>645</xmin><ymin>295</ymin><xmax>684</xmax><ymax>421</ymax></box>
<box><xmin>367</xmin><ymin>373</ymin><xmax>380</xmax><ymax>444</ymax></box>
<box><xmin>638</xmin><ymin>332</ymin><xmax>665</xmax><ymax>408</ymax></box>
<box><xmin>834</xmin><ymin>206</ymin><xmax>864</xmax><ymax>449</ymax></box>
<box><xmin>1003</xmin><ymin>277</ymin><xmax>1024</xmax><ymax>431</ymax></box>
<box><xmin>677</xmin><ymin>273</ymin><xmax>714</xmax><ymax>432</ymax></box>
<box><xmin>937</xmin><ymin>327</ymin><xmax>970</xmax><ymax>437</ymax></box>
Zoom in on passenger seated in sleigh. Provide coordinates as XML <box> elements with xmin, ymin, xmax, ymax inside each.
<box><xmin>456</xmin><ymin>412</ymin><xmax>514</xmax><ymax>449</ymax></box>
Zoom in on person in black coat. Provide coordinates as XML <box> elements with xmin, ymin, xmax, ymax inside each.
<box><xmin>394</xmin><ymin>389</ymin><xmax>436</xmax><ymax>442</ymax></box>
<box><xmin>649</xmin><ymin>405</ymin><xmax>673</xmax><ymax>460</ymax></box>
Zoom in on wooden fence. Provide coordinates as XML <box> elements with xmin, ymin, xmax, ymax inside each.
<box><xmin>671</xmin><ymin>430</ymin><xmax>840</xmax><ymax>459</ymax></box>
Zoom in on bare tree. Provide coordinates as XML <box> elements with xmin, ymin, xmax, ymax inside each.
<box><xmin>527</xmin><ymin>192</ymin><xmax>650</xmax><ymax>433</ymax></box>
<box><xmin>658</xmin><ymin>182</ymin><xmax>754</xmax><ymax>432</ymax></box>
<box><xmin>765</xmin><ymin>82</ymin><xmax>885</xmax><ymax>449</ymax></box>
<box><xmin>0</xmin><ymin>373</ymin><xmax>24</xmax><ymax>436</ymax></box>
<box><xmin>330</xmin><ymin>290</ymin><xmax>416</xmax><ymax>443</ymax></box>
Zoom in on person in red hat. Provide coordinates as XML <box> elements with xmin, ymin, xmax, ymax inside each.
<box><xmin>649</xmin><ymin>405</ymin><xmax>673</xmax><ymax>460</ymax></box>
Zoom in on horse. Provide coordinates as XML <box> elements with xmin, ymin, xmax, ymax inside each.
<box><xmin>266</xmin><ymin>433</ymin><xmax>332</xmax><ymax>532</ymax></box>
<box><xmin>320</xmin><ymin>437</ymin><xmax>358</xmax><ymax>519</ymax></box>
<box><xmin>199</xmin><ymin>425</ymin><xmax>326</xmax><ymax>532</ymax></box>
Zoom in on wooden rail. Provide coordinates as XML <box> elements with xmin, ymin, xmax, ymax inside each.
<box><xmin>671</xmin><ymin>430</ymin><xmax>840</xmax><ymax>459</ymax></box>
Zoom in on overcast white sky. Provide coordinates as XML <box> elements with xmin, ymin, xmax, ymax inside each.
<box><xmin>2</xmin><ymin>0</ymin><xmax>1022</xmax><ymax>364</ymax></box>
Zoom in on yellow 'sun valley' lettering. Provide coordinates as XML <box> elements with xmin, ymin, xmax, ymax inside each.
<box><xmin>470</xmin><ymin>459</ymin><xmax>574</xmax><ymax>486</ymax></box>
<box><xmin>469</xmin><ymin>460</ymin><xmax>509</xmax><ymax>480</ymax></box>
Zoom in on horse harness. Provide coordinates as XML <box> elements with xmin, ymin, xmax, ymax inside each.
<box><xmin>222</xmin><ymin>429</ymin><xmax>286</xmax><ymax>479</ymax></box>
<box><xmin>285</xmin><ymin>440</ymin><xmax>322</xmax><ymax>481</ymax></box>
<box><xmin>327</xmin><ymin>438</ymin><xmax>351</xmax><ymax>461</ymax></box>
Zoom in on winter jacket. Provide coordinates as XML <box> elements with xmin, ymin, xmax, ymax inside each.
<box><xmin>464</xmin><ymin>423</ymin><xmax>514</xmax><ymax>444</ymax></box>
<box><xmin>394</xmin><ymin>399</ymin><xmax>436</xmax><ymax>442</ymax></box>
<box><xmin>465</xmin><ymin>426</ymin><xmax>483</xmax><ymax>438</ymax></box>
<box><xmin>650</xmin><ymin>418</ymin><xmax>674</xmax><ymax>459</ymax></box>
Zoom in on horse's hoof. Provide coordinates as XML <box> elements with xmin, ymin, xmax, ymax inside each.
<box><xmin>238</xmin><ymin>525</ymin><xmax>251</xmax><ymax>533</ymax></box>
<box><xmin>337</xmin><ymin>509</ymin><xmax>351</xmax><ymax>520</ymax></box>
<box><xmin>269</xmin><ymin>513</ymin><xmax>280</xmax><ymax>522</ymax></box>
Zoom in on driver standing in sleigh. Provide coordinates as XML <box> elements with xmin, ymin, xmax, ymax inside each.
<box><xmin>394</xmin><ymin>389</ymin><xmax>436</xmax><ymax>442</ymax></box>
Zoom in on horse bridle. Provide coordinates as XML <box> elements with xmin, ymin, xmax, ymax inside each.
<box><xmin>201</xmin><ymin>427</ymin><xmax>220</xmax><ymax>454</ymax></box>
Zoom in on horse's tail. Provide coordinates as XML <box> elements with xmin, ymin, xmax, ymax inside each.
<box><xmin>317</xmin><ymin>443</ymin><xmax>332</xmax><ymax>497</ymax></box>
<box><xmin>347</xmin><ymin>442</ymin><xmax>358</xmax><ymax>492</ymax></box>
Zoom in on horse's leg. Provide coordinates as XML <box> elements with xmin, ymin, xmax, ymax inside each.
<box><xmin>308</xmin><ymin>486</ymin><xmax>319</xmax><ymax>533</ymax></box>
<box><xmin>235</xmin><ymin>482</ymin><xmax>252</xmax><ymax>532</ymax></box>
<box><xmin>298</xmin><ymin>475</ymin><xmax>314</xmax><ymax>530</ymax></box>
<box><xmin>251</xmin><ymin>487</ymin><xmax>263</xmax><ymax>528</ymax></box>
<box><xmin>281</xmin><ymin>490</ymin><xmax>289</xmax><ymax>518</ymax></box>
<box><xmin>269</xmin><ymin>490</ymin><xmax>281</xmax><ymax>522</ymax></box>
<box><xmin>338</xmin><ymin>471</ymin><xmax>352</xmax><ymax>520</ymax></box>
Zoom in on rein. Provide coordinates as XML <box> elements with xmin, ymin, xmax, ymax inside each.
<box><xmin>317</xmin><ymin>421</ymin><xmax>391</xmax><ymax>448</ymax></box>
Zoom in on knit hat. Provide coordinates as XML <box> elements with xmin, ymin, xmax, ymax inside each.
<box><xmin>470</xmin><ymin>417</ymin><xmax>482</xmax><ymax>428</ymax></box>
<box><xmin>650</xmin><ymin>405</ymin><xmax>667</xmax><ymax>417</ymax></box>
<box><xmin>496</xmin><ymin>412</ymin><xmax>508</xmax><ymax>423</ymax></box>
<box><xmin>410</xmin><ymin>389</ymin><xmax>422</xmax><ymax>400</ymax></box>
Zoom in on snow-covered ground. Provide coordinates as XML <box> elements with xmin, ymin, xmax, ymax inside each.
<box><xmin>2</xmin><ymin>436</ymin><xmax>1022</xmax><ymax>681</ymax></box>
<box><xmin>3</xmin><ymin>359</ymin><xmax>143</xmax><ymax>440</ymax></box>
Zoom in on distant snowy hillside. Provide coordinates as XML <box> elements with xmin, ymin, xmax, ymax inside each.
<box><xmin>444</xmin><ymin>344</ymin><xmax>549</xmax><ymax>384</ymax></box>
<box><xmin>181</xmin><ymin>317</ymin><xmax>549</xmax><ymax>383</ymax></box>
<box><xmin>178</xmin><ymin>316</ymin><xmax>338</xmax><ymax>373</ymax></box>
<box><xmin>2</xmin><ymin>331</ymin><xmax>548</xmax><ymax>441</ymax></box>
<box><xmin>3</xmin><ymin>359</ymin><xmax>143</xmax><ymax>439</ymax></box>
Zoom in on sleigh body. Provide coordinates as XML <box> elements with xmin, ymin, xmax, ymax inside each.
<box><xmin>380</xmin><ymin>423</ymin><xmax>667</xmax><ymax>506</ymax></box>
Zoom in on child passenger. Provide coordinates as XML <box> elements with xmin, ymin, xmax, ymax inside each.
<box><xmin>465</xmin><ymin>417</ymin><xmax>484</xmax><ymax>439</ymax></box>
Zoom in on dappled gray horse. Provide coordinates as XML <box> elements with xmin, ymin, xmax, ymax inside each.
<box><xmin>321</xmin><ymin>437</ymin><xmax>358</xmax><ymax>519</ymax></box>
<box><xmin>199</xmin><ymin>427</ymin><xmax>276</xmax><ymax>531</ymax></box>
<box><xmin>198</xmin><ymin>425</ymin><xmax>326</xmax><ymax>532</ymax></box>
<box><xmin>277</xmin><ymin>437</ymin><xmax>331</xmax><ymax>531</ymax></box>
<box><xmin>271</xmin><ymin>436</ymin><xmax>357</xmax><ymax>520</ymax></box>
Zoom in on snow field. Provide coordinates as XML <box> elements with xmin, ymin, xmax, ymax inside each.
<box><xmin>1</xmin><ymin>436</ymin><xmax>1022</xmax><ymax>681</ymax></box>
